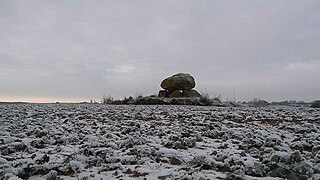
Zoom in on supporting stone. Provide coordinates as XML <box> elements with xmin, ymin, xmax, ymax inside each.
<box><xmin>182</xmin><ymin>90</ymin><xmax>201</xmax><ymax>97</ymax></box>
<box><xmin>158</xmin><ymin>90</ymin><xmax>169</xmax><ymax>97</ymax></box>
<box><xmin>168</xmin><ymin>90</ymin><xmax>183</xmax><ymax>98</ymax></box>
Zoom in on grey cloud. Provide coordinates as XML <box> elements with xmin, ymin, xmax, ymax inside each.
<box><xmin>0</xmin><ymin>0</ymin><xmax>319</xmax><ymax>102</ymax></box>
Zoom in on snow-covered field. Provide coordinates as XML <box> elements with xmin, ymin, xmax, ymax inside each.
<box><xmin>1</xmin><ymin>104</ymin><xmax>320</xmax><ymax>180</ymax></box>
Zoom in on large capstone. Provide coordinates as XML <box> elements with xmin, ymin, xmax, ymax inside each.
<box><xmin>160</xmin><ymin>73</ymin><xmax>195</xmax><ymax>91</ymax></box>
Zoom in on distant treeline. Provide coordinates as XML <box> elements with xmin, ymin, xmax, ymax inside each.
<box><xmin>0</xmin><ymin>102</ymin><xmax>29</xmax><ymax>104</ymax></box>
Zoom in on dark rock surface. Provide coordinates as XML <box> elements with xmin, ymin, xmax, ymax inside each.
<box><xmin>183</xmin><ymin>90</ymin><xmax>201</xmax><ymax>97</ymax></box>
<box><xmin>160</xmin><ymin>73</ymin><xmax>195</xmax><ymax>91</ymax></box>
<box><xmin>158</xmin><ymin>90</ymin><xmax>168</xmax><ymax>98</ymax></box>
<box><xmin>168</xmin><ymin>90</ymin><xmax>183</xmax><ymax>98</ymax></box>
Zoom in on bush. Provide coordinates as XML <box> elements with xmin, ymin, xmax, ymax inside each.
<box><xmin>199</xmin><ymin>93</ymin><xmax>211</xmax><ymax>106</ymax></box>
<box><xmin>249</xmin><ymin>98</ymin><xmax>269</xmax><ymax>107</ymax></box>
<box><xmin>102</xmin><ymin>95</ymin><xmax>114</xmax><ymax>104</ymax></box>
<box><xmin>134</xmin><ymin>97</ymin><xmax>166</xmax><ymax>105</ymax></box>
<box><xmin>310</xmin><ymin>100</ymin><xmax>320</xmax><ymax>108</ymax></box>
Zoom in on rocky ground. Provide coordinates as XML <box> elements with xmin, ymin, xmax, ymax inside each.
<box><xmin>0</xmin><ymin>104</ymin><xmax>320</xmax><ymax>180</ymax></box>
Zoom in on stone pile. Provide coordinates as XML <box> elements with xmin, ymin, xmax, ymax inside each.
<box><xmin>158</xmin><ymin>73</ymin><xmax>201</xmax><ymax>98</ymax></box>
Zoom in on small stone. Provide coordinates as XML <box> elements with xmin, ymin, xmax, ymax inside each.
<box><xmin>18</xmin><ymin>165</ymin><xmax>38</xmax><ymax>179</ymax></box>
<box><xmin>36</xmin><ymin>154</ymin><xmax>50</xmax><ymax>164</ymax></box>
<box><xmin>225</xmin><ymin>173</ymin><xmax>246</xmax><ymax>180</ymax></box>
<box><xmin>289</xmin><ymin>150</ymin><xmax>303</xmax><ymax>165</ymax></box>
<box><xmin>31</xmin><ymin>154</ymin><xmax>36</xmax><ymax>159</ymax></box>
<box><xmin>170</xmin><ymin>157</ymin><xmax>183</xmax><ymax>165</ymax></box>
<box><xmin>292</xmin><ymin>161</ymin><xmax>314</xmax><ymax>175</ymax></box>
<box><xmin>245</xmin><ymin>162</ymin><xmax>266</xmax><ymax>177</ymax></box>
<box><xmin>287</xmin><ymin>173</ymin><xmax>308</xmax><ymax>180</ymax></box>
<box><xmin>35</xmin><ymin>131</ymin><xmax>47</xmax><ymax>138</ymax></box>
<box><xmin>0</xmin><ymin>142</ymin><xmax>27</xmax><ymax>155</ymax></box>
<box><xmin>44</xmin><ymin>170</ymin><xmax>58</xmax><ymax>180</ymax></box>
<box><xmin>80</xmin><ymin>176</ymin><xmax>89</xmax><ymax>180</ymax></box>
<box><xmin>268</xmin><ymin>166</ymin><xmax>291</xmax><ymax>178</ymax></box>
<box><xmin>30</xmin><ymin>139</ymin><xmax>45</xmax><ymax>149</ymax></box>
<box><xmin>171</xmin><ymin>141</ymin><xmax>188</xmax><ymax>150</ymax></box>
<box><xmin>312</xmin><ymin>145</ymin><xmax>320</xmax><ymax>154</ymax></box>
<box><xmin>189</xmin><ymin>156</ymin><xmax>215</xmax><ymax>170</ymax></box>
<box><xmin>183</xmin><ymin>138</ymin><xmax>196</xmax><ymax>148</ymax></box>
<box><xmin>269</xmin><ymin>152</ymin><xmax>290</xmax><ymax>166</ymax></box>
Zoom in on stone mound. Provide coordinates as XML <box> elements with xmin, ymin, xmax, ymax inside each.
<box><xmin>159</xmin><ymin>73</ymin><xmax>201</xmax><ymax>98</ymax></box>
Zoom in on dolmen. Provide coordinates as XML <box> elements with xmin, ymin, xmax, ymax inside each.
<box><xmin>158</xmin><ymin>73</ymin><xmax>201</xmax><ymax>98</ymax></box>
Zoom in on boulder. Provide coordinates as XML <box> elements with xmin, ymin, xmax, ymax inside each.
<box><xmin>158</xmin><ymin>90</ymin><xmax>168</xmax><ymax>98</ymax></box>
<box><xmin>168</xmin><ymin>90</ymin><xmax>183</xmax><ymax>98</ymax></box>
<box><xmin>161</xmin><ymin>73</ymin><xmax>195</xmax><ymax>91</ymax></box>
<box><xmin>183</xmin><ymin>90</ymin><xmax>201</xmax><ymax>97</ymax></box>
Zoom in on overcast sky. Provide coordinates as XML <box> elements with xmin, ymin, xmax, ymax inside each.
<box><xmin>1</xmin><ymin>0</ymin><xmax>319</xmax><ymax>102</ymax></box>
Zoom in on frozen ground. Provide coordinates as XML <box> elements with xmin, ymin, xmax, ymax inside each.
<box><xmin>0</xmin><ymin>104</ymin><xmax>320</xmax><ymax>180</ymax></box>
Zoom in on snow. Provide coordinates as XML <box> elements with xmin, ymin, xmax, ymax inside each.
<box><xmin>0</xmin><ymin>104</ymin><xmax>319</xmax><ymax>179</ymax></box>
